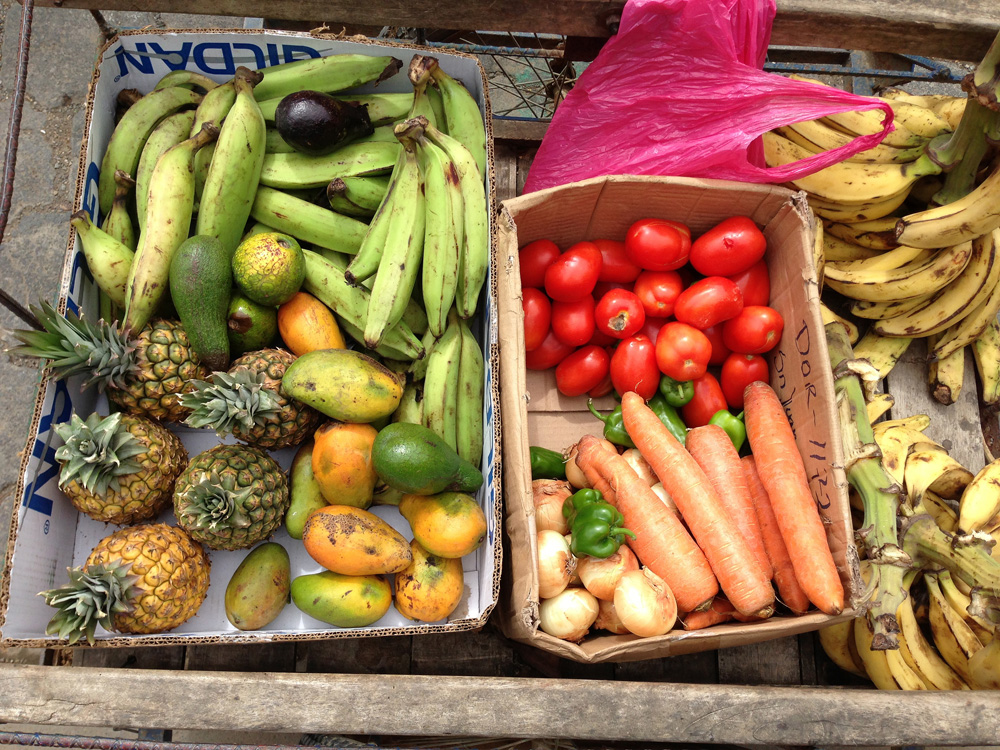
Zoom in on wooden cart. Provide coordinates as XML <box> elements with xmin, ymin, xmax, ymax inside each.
<box><xmin>2</xmin><ymin>1</ymin><xmax>999</xmax><ymax>746</ymax></box>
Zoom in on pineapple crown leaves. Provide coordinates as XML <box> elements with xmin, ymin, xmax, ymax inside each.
<box><xmin>179</xmin><ymin>470</ymin><xmax>254</xmax><ymax>531</ymax></box>
<box><xmin>179</xmin><ymin>369</ymin><xmax>281</xmax><ymax>437</ymax></box>
<box><xmin>6</xmin><ymin>300</ymin><xmax>136</xmax><ymax>391</ymax></box>
<box><xmin>53</xmin><ymin>412</ymin><xmax>145</xmax><ymax>495</ymax></box>
<box><xmin>39</xmin><ymin>560</ymin><xmax>138</xmax><ymax>645</ymax></box>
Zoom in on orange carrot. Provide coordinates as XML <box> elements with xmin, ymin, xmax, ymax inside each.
<box><xmin>680</xmin><ymin>597</ymin><xmax>735</xmax><ymax>630</ymax></box>
<box><xmin>575</xmin><ymin>434</ymin><xmax>718</xmax><ymax>613</ymax></box>
<box><xmin>742</xmin><ymin>455</ymin><xmax>811</xmax><ymax>614</ymax></box>
<box><xmin>573</xmin><ymin>439</ymin><xmax>617</xmax><ymax>505</ymax></box>
<box><xmin>742</xmin><ymin>381</ymin><xmax>844</xmax><ymax>615</ymax></box>
<box><xmin>686</xmin><ymin>425</ymin><xmax>773</xmax><ymax>582</ymax></box>
<box><xmin>620</xmin><ymin>391</ymin><xmax>775</xmax><ymax>617</ymax></box>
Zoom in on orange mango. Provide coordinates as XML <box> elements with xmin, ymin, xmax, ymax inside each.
<box><xmin>312</xmin><ymin>421</ymin><xmax>378</xmax><ymax>509</ymax></box>
<box><xmin>398</xmin><ymin>492</ymin><xmax>487</xmax><ymax>559</ymax></box>
<box><xmin>394</xmin><ymin>540</ymin><xmax>465</xmax><ymax>622</ymax></box>
<box><xmin>277</xmin><ymin>291</ymin><xmax>346</xmax><ymax>355</ymax></box>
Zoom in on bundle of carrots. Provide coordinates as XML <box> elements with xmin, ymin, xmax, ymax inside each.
<box><xmin>558</xmin><ymin>380</ymin><xmax>844</xmax><ymax>641</ymax></box>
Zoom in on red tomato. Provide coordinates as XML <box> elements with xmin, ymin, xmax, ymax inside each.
<box><xmin>592</xmin><ymin>280</ymin><xmax>631</xmax><ymax>300</ymax></box>
<box><xmin>639</xmin><ymin>316</ymin><xmax>669</xmax><ymax>345</ymax></box>
<box><xmin>555</xmin><ymin>345</ymin><xmax>612</xmax><ymax>398</ymax></box>
<box><xmin>521</xmin><ymin>288</ymin><xmax>551</xmax><ymax>352</ymax></box>
<box><xmin>654</xmin><ymin>321</ymin><xmax>712</xmax><ymax>382</ymax></box>
<box><xmin>593</xmin><ymin>239</ymin><xmax>642</xmax><ymax>283</ymax></box>
<box><xmin>595</xmin><ymin>289</ymin><xmax>645</xmax><ymax>340</ymax></box>
<box><xmin>525</xmin><ymin>330</ymin><xmax>575</xmax><ymax>370</ymax></box>
<box><xmin>624</xmin><ymin>218</ymin><xmax>691</xmax><ymax>271</ymax></box>
<box><xmin>689</xmin><ymin>216</ymin><xmax>767</xmax><ymax>277</ymax></box>
<box><xmin>610</xmin><ymin>334</ymin><xmax>660</xmax><ymax>400</ymax></box>
<box><xmin>589</xmin><ymin>326</ymin><xmax>618</xmax><ymax>347</ymax></box>
<box><xmin>588</xmin><ymin>370</ymin><xmax>615</xmax><ymax>398</ymax></box>
<box><xmin>720</xmin><ymin>352</ymin><xmax>769</xmax><ymax>410</ymax></box>
<box><xmin>519</xmin><ymin>239</ymin><xmax>561</xmax><ymax>289</ymax></box>
<box><xmin>681</xmin><ymin>372</ymin><xmax>729</xmax><ymax>428</ymax></box>
<box><xmin>727</xmin><ymin>258</ymin><xmax>770</xmax><ymax>307</ymax></box>
<box><xmin>551</xmin><ymin>295</ymin><xmax>596</xmax><ymax>347</ymax></box>
<box><xmin>674</xmin><ymin>276</ymin><xmax>744</xmax><ymax>330</ymax></box>
<box><xmin>544</xmin><ymin>241</ymin><xmax>602</xmax><ymax>302</ymax></box>
<box><xmin>632</xmin><ymin>270</ymin><xmax>684</xmax><ymax>319</ymax></box>
<box><xmin>722</xmin><ymin>306</ymin><xmax>785</xmax><ymax>354</ymax></box>
<box><xmin>702</xmin><ymin>323</ymin><xmax>732</xmax><ymax>366</ymax></box>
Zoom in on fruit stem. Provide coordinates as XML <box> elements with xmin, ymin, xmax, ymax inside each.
<box><xmin>928</xmin><ymin>98</ymin><xmax>1000</xmax><ymax>204</ymax></box>
<box><xmin>826</xmin><ymin>322</ymin><xmax>907</xmax><ymax>648</ymax></box>
<box><xmin>966</xmin><ymin>28</ymin><xmax>1000</xmax><ymax>109</ymax></box>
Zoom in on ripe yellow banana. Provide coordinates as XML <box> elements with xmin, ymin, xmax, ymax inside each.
<box><xmin>827</xmin><ymin>243</ymin><xmax>929</xmax><ymax>273</ymax></box>
<box><xmin>926</xmin><ymin>574</ymin><xmax>984</xmax><ymax>682</ymax></box>
<box><xmin>897</xmin><ymin>572</ymin><xmax>968</xmax><ymax>689</ymax></box>
<box><xmin>926</xmin><ymin>334</ymin><xmax>966</xmax><ymax>406</ymax></box>
<box><xmin>972</xmin><ymin>318</ymin><xmax>1000</xmax><ymax>406</ymax></box>
<box><xmin>822</xmin><ymin>241</ymin><xmax>973</xmax><ymax>303</ymax></box>
<box><xmin>135</xmin><ymin>109</ymin><xmax>196</xmax><ymax>234</ymax></box>
<box><xmin>778</xmin><ymin>119</ymin><xmax>927</xmax><ymax>163</ymax></box>
<box><xmin>968</xmin><ymin>637</ymin><xmax>1000</xmax><ymax>689</ymax></box>
<box><xmin>895</xmin><ymin>166</ymin><xmax>1000</xmax><ymax>248</ymax></box>
<box><xmin>456</xmin><ymin>318</ymin><xmax>485</xmax><ymax>467</ymax></box>
<box><xmin>196</xmin><ymin>67</ymin><xmax>267</xmax><ymax>257</ymax></box>
<box><xmin>422</xmin><ymin>313</ymin><xmax>463</xmax><ymax>450</ymax></box>
<box><xmin>819</xmin><ymin>303</ymin><xmax>858</xmax><ymax>344</ymax></box>
<box><xmin>887</xmin><ymin>100</ymin><xmax>953</xmax><ymax>139</ymax></box>
<box><xmin>873</xmin><ymin>235</ymin><xmax>997</xmax><ymax>338</ymax></box>
<box><xmin>937</xmin><ymin>571</ymin><xmax>995</xmax><ymax>645</ymax></box>
<box><xmin>958</xmin><ymin>457</ymin><xmax>1000</xmax><ymax>533</ymax></box>
<box><xmin>818</xmin><ymin>619</ymin><xmax>868</xmax><ymax>678</ymax></box>
<box><xmin>763</xmin><ymin>131</ymin><xmax>940</xmax><ymax>206</ymax></box>
<box><xmin>124</xmin><ymin>123</ymin><xmax>218</xmax><ymax>335</ymax></box>
<box><xmin>904</xmin><ymin>448</ymin><xmax>974</xmax><ymax>509</ymax></box>
<box><xmin>823</xmin><ymin>232</ymin><xmax>882</xmax><ymax>261</ymax></box>
<box><xmin>98</xmin><ymin>86</ymin><xmax>203</xmax><ymax>218</ymax></box>
<box><xmin>923</xmin><ymin>490</ymin><xmax>960</xmax><ymax>533</ymax></box>
<box><xmin>853</xmin><ymin>330</ymin><xmax>912</xmax><ymax>380</ymax></box>
<box><xmin>866</xmin><ymin>392</ymin><xmax>895</xmax><ymax>424</ymax></box>
<box><xmin>807</xmin><ymin>188</ymin><xmax>913</xmax><ymax>223</ymax></box>
<box><xmin>824</xmin><ymin>216</ymin><xmax>901</xmax><ymax>250</ymax></box>
<box><xmin>930</xmin><ymin>271</ymin><xmax>1000</xmax><ymax>360</ymax></box>
<box><xmin>848</xmin><ymin>293</ymin><xmax>935</xmax><ymax>321</ymax></box>
<box><xmin>853</xmin><ymin>616</ymin><xmax>901</xmax><ymax>690</ymax></box>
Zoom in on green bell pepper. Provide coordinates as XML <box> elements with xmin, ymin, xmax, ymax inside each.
<box><xmin>587</xmin><ymin>400</ymin><xmax>634</xmax><ymax>448</ymax></box>
<box><xmin>561</xmin><ymin>489</ymin><xmax>635</xmax><ymax>559</ymax></box>
<box><xmin>709</xmin><ymin>409</ymin><xmax>746</xmax><ymax>452</ymax></box>
<box><xmin>659</xmin><ymin>375</ymin><xmax>695</xmax><ymax>407</ymax></box>
<box><xmin>648</xmin><ymin>393</ymin><xmax>688</xmax><ymax>445</ymax></box>
<box><xmin>530</xmin><ymin>446</ymin><xmax>566</xmax><ymax>480</ymax></box>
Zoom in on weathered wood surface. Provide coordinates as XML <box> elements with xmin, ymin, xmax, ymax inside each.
<box><xmin>3</xmin><ymin>663</ymin><xmax>1000</xmax><ymax>745</ymax></box>
<box><xmin>20</xmin><ymin>0</ymin><xmax>999</xmax><ymax>62</ymax></box>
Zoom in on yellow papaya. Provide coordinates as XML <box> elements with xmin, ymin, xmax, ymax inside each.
<box><xmin>394</xmin><ymin>540</ymin><xmax>465</xmax><ymax>622</ymax></box>
<box><xmin>311</xmin><ymin>421</ymin><xmax>378</xmax><ymax>509</ymax></box>
<box><xmin>302</xmin><ymin>505</ymin><xmax>412</xmax><ymax>575</ymax></box>
<box><xmin>277</xmin><ymin>291</ymin><xmax>346</xmax><ymax>355</ymax></box>
<box><xmin>398</xmin><ymin>491</ymin><xmax>487</xmax><ymax>559</ymax></box>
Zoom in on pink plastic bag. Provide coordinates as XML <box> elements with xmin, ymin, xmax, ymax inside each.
<box><xmin>523</xmin><ymin>0</ymin><xmax>894</xmax><ymax>194</ymax></box>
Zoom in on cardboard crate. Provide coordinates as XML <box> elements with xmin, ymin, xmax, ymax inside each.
<box><xmin>0</xmin><ymin>30</ymin><xmax>501</xmax><ymax>647</ymax></box>
<box><xmin>496</xmin><ymin>174</ymin><xmax>861</xmax><ymax>664</ymax></box>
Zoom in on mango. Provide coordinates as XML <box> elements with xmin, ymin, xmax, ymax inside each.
<box><xmin>291</xmin><ymin>571</ymin><xmax>391</xmax><ymax>628</ymax></box>
<box><xmin>302</xmin><ymin>505</ymin><xmax>412</xmax><ymax>575</ymax></box>
<box><xmin>394</xmin><ymin>540</ymin><xmax>465</xmax><ymax>623</ymax></box>
<box><xmin>311</xmin><ymin>421</ymin><xmax>377</xmax><ymax>509</ymax></box>
<box><xmin>399</xmin><ymin>492</ymin><xmax>488</xmax><ymax>559</ymax></box>
<box><xmin>372</xmin><ymin>422</ymin><xmax>483</xmax><ymax>495</ymax></box>
<box><xmin>281</xmin><ymin>348</ymin><xmax>404</xmax><ymax>423</ymax></box>
<box><xmin>224</xmin><ymin>542</ymin><xmax>291</xmax><ymax>631</ymax></box>
<box><xmin>277</xmin><ymin>290</ymin><xmax>346</xmax><ymax>356</ymax></box>
<box><xmin>285</xmin><ymin>439</ymin><xmax>329</xmax><ymax>539</ymax></box>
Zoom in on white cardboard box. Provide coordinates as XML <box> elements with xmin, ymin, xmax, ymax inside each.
<box><xmin>0</xmin><ymin>29</ymin><xmax>501</xmax><ymax>647</ymax></box>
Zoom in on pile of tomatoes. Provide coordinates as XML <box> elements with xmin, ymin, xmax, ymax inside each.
<box><xmin>520</xmin><ymin>215</ymin><xmax>785</xmax><ymax>424</ymax></box>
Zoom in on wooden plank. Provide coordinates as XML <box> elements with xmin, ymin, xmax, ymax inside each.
<box><xmin>184</xmin><ymin>642</ymin><xmax>297</xmax><ymax>672</ymax></box>
<box><xmin>615</xmin><ymin>651</ymin><xmax>719</xmax><ymax>684</ymax></box>
<box><xmin>3</xmin><ymin>663</ymin><xmax>1000</xmax><ymax>745</ymax></box>
<box><xmin>20</xmin><ymin>0</ymin><xmax>997</xmax><ymax>61</ymax></box>
<box><xmin>295</xmin><ymin>634</ymin><xmax>412</xmax><ymax>673</ymax></box>
<box><xmin>409</xmin><ymin>626</ymin><xmax>515</xmax><ymax>676</ymax></box>
<box><xmin>717</xmin><ymin>637</ymin><xmax>803</xmax><ymax>686</ymax></box>
<box><xmin>72</xmin><ymin>646</ymin><xmax>186</xmax><ymax>670</ymax></box>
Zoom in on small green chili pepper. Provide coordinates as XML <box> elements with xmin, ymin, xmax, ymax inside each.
<box><xmin>659</xmin><ymin>375</ymin><xmax>695</xmax><ymax>407</ymax></box>
<box><xmin>587</xmin><ymin>399</ymin><xmax>634</xmax><ymax>448</ymax></box>
<box><xmin>561</xmin><ymin>489</ymin><xmax>635</xmax><ymax>558</ymax></box>
<box><xmin>648</xmin><ymin>393</ymin><xmax>688</xmax><ymax>445</ymax></box>
<box><xmin>709</xmin><ymin>409</ymin><xmax>746</xmax><ymax>451</ymax></box>
<box><xmin>530</xmin><ymin>446</ymin><xmax>566</xmax><ymax>480</ymax></box>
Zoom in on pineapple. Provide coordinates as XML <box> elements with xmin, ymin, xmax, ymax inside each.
<box><xmin>9</xmin><ymin>301</ymin><xmax>210</xmax><ymax>423</ymax></box>
<box><xmin>54</xmin><ymin>411</ymin><xmax>187</xmax><ymax>525</ymax></box>
<box><xmin>40</xmin><ymin>523</ymin><xmax>210</xmax><ymax>644</ymax></box>
<box><xmin>174</xmin><ymin>443</ymin><xmax>290</xmax><ymax>550</ymax></box>
<box><xmin>180</xmin><ymin>347</ymin><xmax>319</xmax><ymax>450</ymax></box>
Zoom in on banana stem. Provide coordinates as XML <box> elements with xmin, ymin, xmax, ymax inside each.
<box><xmin>967</xmin><ymin>28</ymin><xmax>1000</xmax><ymax>107</ymax></box>
<box><xmin>900</xmin><ymin>514</ymin><xmax>1000</xmax><ymax>593</ymax></box>
<box><xmin>929</xmin><ymin>98</ymin><xmax>1000</xmax><ymax>204</ymax></box>
<box><xmin>826</xmin><ymin>322</ymin><xmax>908</xmax><ymax>648</ymax></box>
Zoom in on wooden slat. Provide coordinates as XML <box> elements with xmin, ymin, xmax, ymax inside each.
<box><xmin>3</xmin><ymin>663</ymin><xmax>1000</xmax><ymax>744</ymax></box>
<box><xmin>72</xmin><ymin>646</ymin><xmax>186</xmax><ymax>670</ymax></box>
<box><xmin>409</xmin><ymin>626</ymin><xmax>515</xmax><ymax>676</ymax></box>
<box><xmin>295</xmin><ymin>634</ymin><xmax>412</xmax><ymax>673</ymax></box>
<box><xmin>184</xmin><ymin>642</ymin><xmax>297</xmax><ymax>672</ymax></box>
<box><xmin>20</xmin><ymin>0</ymin><xmax>997</xmax><ymax>61</ymax></box>
<box><xmin>717</xmin><ymin>637</ymin><xmax>803</xmax><ymax>686</ymax></box>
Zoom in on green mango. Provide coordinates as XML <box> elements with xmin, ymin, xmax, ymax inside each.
<box><xmin>224</xmin><ymin>542</ymin><xmax>290</xmax><ymax>631</ymax></box>
<box><xmin>291</xmin><ymin>571</ymin><xmax>392</xmax><ymax>628</ymax></box>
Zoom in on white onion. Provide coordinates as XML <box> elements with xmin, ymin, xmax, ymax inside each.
<box><xmin>622</xmin><ymin>449</ymin><xmax>658</xmax><ymax>487</ymax></box>
<box><xmin>537</xmin><ymin>530</ymin><xmax>576</xmax><ymax>599</ymax></box>
<box><xmin>563</xmin><ymin>443</ymin><xmax>591</xmax><ymax>489</ymax></box>
<box><xmin>614</xmin><ymin>568</ymin><xmax>678</xmax><ymax>637</ymax></box>
<box><xmin>563</xmin><ymin>534</ymin><xmax>583</xmax><ymax>586</ymax></box>
<box><xmin>538</xmin><ymin>588</ymin><xmax>600</xmax><ymax>641</ymax></box>
<box><xmin>595</xmin><ymin>599</ymin><xmax>630</xmax><ymax>634</ymax></box>
<box><xmin>533</xmin><ymin>479</ymin><xmax>572</xmax><ymax>534</ymax></box>
<box><xmin>577</xmin><ymin>546</ymin><xmax>639</xmax><ymax>602</ymax></box>
<box><xmin>650</xmin><ymin>483</ymin><xmax>679</xmax><ymax>515</ymax></box>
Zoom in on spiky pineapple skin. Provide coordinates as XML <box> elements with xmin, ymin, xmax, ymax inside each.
<box><xmin>61</xmin><ymin>415</ymin><xmax>188</xmax><ymax>525</ymax></box>
<box><xmin>229</xmin><ymin>348</ymin><xmax>319</xmax><ymax>450</ymax></box>
<box><xmin>109</xmin><ymin>319</ymin><xmax>210</xmax><ymax>423</ymax></box>
<box><xmin>85</xmin><ymin>523</ymin><xmax>210</xmax><ymax>635</ymax></box>
<box><xmin>174</xmin><ymin>443</ymin><xmax>290</xmax><ymax>550</ymax></box>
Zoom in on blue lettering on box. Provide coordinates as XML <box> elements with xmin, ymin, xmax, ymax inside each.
<box><xmin>113</xmin><ymin>43</ymin><xmax>155</xmax><ymax>77</ymax></box>
<box><xmin>233</xmin><ymin>43</ymin><xmax>267</xmax><ymax>71</ymax></box>
<box><xmin>148</xmin><ymin>42</ymin><xmax>193</xmax><ymax>71</ymax></box>
<box><xmin>282</xmin><ymin>45</ymin><xmax>321</xmax><ymax>64</ymax></box>
<box><xmin>193</xmin><ymin>43</ymin><xmax>236</xmax><ymax>76</ymax></box>
<box><xmin>22</xmin><ymin>380</ymin><xmax>73</xmax><ymax>517</ymax></box>
<box><xmin>81</xmin><ymin>162</ymin><xmax>100</xmax><ymax>224</ymax></box>
<box><xmin>111</xmin><ymin>42</ymin><xmax>323</xmax><ymax>80</ymax></box>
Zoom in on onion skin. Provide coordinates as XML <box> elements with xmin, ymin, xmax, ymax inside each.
<box><xmin>564</xmin><ymin>443</ymin><xmax>591</xmax><ymax>489</ymax></box>
<box><xmin>577</xmin><ymin>546</ymin><xmax>639</xmax><ymax>601</ymax></box>
<box><xmin>622</xmin><ymin>449</ymin><xmax>658</xmax><ymax>487</ymax></box>
<box><xmin>532</xmin><ymin>479</ymin><xmax>573</xmax><ymax>534</ymax></box>
<box><xmin>595</xmin><ymin>598</ymin><xmax>630</xmax><ymax>634</ymax></box>
<box><xmin>650</xmin><ymin>483</ymin><xmax>679</xmax><ymax>515</ymax></box>
<box><xmin>537</xmin><ymin>529</ymin><xmax>576</xmax><ymax>599</ymax></box>
<box><xmin>614</xmin><ymin>567</ymin><xmax>678</xmax><ymax>637</ymax></box>
<box><xmin>538</xmin><ymin>588</ymin><xmax>600</xmax><ymax>641</ymax></box>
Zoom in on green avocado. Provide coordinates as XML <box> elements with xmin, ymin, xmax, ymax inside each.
<box><xmin>371</xmin><ymin>422</ymin><xmax>484</xmax><ymax>496</ymax></box>
<box><xmin>169</xmin><ymin>234</ymin><xmax>232</xmax><ymax>372</ymax></box>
